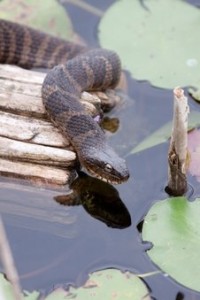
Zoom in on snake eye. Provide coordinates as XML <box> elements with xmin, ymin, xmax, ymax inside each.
<box><xmin>105</xmin><ymin>163</ymin><xmax>112</xmax><ymax>172</ymax></box>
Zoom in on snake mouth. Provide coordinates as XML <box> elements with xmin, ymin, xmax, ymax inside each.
<box><xmin>84</xmin><ymin>165</ymin><xmax>129</xmax><ymax>185</ymax></box>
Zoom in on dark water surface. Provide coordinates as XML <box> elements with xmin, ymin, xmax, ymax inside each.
<box><xmin>1</xmin><ymin>1</ymin><xmax>200</xmax><ymax>299</ymax></box>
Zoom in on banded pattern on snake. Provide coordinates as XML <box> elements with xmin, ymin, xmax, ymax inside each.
<box><xmin>0</xmin><ymin>19</ymin><xmax>129</xmax><ymax>184</ymax></box>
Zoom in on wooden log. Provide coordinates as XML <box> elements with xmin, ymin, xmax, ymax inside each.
<box><xmin>0</xmin><ymin>65</ymin><xmax>45</xmax><ymax>117</ymax></box>
<box><xmin>0</xmin><ymin>111</ymin><xmax>68</xmax><ymax>147</ymax></box>
<box><xmin>0</xmin><ymin>64</ymin><xmax>102</xmax><ymax>117</ymax></box>
<box><xmin>0</xmin><ymin>159</ymin><xmax>71</xmax><ymax>185</ymax></box>
<box><xmin>0</xmin><ymin>64</ymin><xmax>104</xmax><ymax>185</ymax></box>
<box><xmin>0</xmin><ymin>137</ymin><xmax>75</xmax><ymax>167</ymax></box>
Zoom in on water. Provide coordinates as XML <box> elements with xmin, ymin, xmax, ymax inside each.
<box><xmin>1</xmin><ymin>1</ymin><xmax>200</xmax><ymax>299</ymax></box>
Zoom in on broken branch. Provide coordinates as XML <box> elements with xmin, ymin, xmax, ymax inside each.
<box><xmin>166</xmin><ymin>87</ymin><xmax>189</xmax><ymax>196</ymax></box>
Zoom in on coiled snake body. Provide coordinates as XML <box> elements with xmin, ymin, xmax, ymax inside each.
<box><xmin>0</xmin><ymin>20</ymin><xmax>129</xmax><ymax>184</ymax></box>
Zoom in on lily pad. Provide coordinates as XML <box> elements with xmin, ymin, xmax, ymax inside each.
<box><xmin>142</xmin><ymin>197</ymin><xmax>200</xmax><ymax>291</ymax></box>
<box><xmin>0</xmin><ymin>0</ymin><xmax>73</xmax><ymax>39</ymax></box>
<box><xmin>188</xmin><ymin>87</ymin><xmax>200</xmax><ymax>102</ymax></box>
<box><xmin>52</xmin><ymin>269</ymin><xmax>151</xmax><ymax>300</ymax></box>
<box><xmin>99</xmin><ymin>0</ymin><xmax>200</xmax><ymax>90</ymax></box>
<box><xmin>130</xmin><ymin>110</ymin><xmax>200</xmax><ymax>154</ymax></box>
<box><xmin>0</xmin><ymin>269</ymin><xmax>151</xmax><ymax>300</ymax></box>
<box><xmin>0</xmin><ymin>273</ymin><xmax>39</xmax><ymax>299</ymax></box>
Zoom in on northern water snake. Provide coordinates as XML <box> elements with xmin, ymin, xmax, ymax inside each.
<box><xmin>0</xmin><ymin>19</ymin><xmax>129</xmax><ymax>184</ymax></box>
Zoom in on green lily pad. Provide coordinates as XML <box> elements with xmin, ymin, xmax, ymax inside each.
<box><xmin>130</xmin><ymin>110</ymin><xmax>200</xmax><ymax>154</ymax></box>
<box><xmin>56</xmin><ymin>269</ymin><xmax>151</xmax><ymax>300</ymax></box>
<box><xmin>0</xmin><ymin>269</ymin><xmax>151</xmax><ymax>300</ymax></box>
<box><xmin>0</xmin><ymin>273</ymin><xmax>39</xmax><ymax>299</ymax></box>
<box><xmin>188</xmin><ymin>87</ymin><xmax>200</xmax><ymax>102</ymax></box>
<box><xmin>0</xmin><ymin>0</ymin><xmax>73</xmax><ymax>39</ymax></box>
<box><xmin>142</xmin><ymin>197</ymin><xmax>200</xmax><ymax>292</ymax></box>
<box><xmin>99</xmin><ymin>0</ymin><xmax>200</xmax><ymax>90</ymax></box>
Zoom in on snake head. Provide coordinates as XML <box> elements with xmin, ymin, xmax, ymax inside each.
<box><xmin>80</xmin><ymin>145</ymin><xmax>129</xmax><ymax>184</ymax></box>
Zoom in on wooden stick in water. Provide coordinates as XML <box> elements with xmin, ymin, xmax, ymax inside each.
<box><xmin>166</xmin><ymin>87</ymin><xmax>189</xmax><ymax>196</ymax></box>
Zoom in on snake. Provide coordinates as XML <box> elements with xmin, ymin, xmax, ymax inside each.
<box><xmin>0</xmin><ymin>19</ymin><xmax>129</xmax><ymax>184</ymax></box>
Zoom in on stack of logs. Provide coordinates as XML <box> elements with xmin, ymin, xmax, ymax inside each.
<box><xmin>0</xmin><ymin>64</ymin><xmax>109</xmax><ymax>185</ymax></box>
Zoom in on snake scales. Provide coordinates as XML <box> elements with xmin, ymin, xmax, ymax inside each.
<box><xmin>0</xmin><ymin>19</ymin><xmax>129</xmax><ymax>184</ymax></box>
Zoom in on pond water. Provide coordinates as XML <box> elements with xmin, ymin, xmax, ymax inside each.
<box><xmin>1</xmin><ymin>1</ymin><xmax>200</xmax><ymax>299</ymax></box>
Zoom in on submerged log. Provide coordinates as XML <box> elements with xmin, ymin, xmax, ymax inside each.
<box><xmin>0</xmin><ymin>64</ymin><xmax>108</xmax><ymax>185</ymax></box>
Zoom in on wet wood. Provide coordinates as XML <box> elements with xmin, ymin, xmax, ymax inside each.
<box><xmin>0</xmin><ymin>137</ymin><xmax>75</xmax><ymax>167</ymax></box>
<box><xmin>0</xmin><ymin>111</ymin><xmax>69</xmax><ymax>147</ymax></box>
<box><xmin>0</xmin><ymin>64</ymin><xmax>103</xmax><ymax>185</ymax></box>
<box><xmin>0</xmin><ymin>159</ymin><xmax>72</xmax><ymax>185</ymax></box>
<box><xmin>166</xmin><ymin>87</ymin><xmax>189</xmax><ymax>196</ymax></box>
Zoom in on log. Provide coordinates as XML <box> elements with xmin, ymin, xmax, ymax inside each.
<box><xmin>0</xmin><ymin>64</ymin><xmax>106</xmax><ymax>185</ymax></box>
<box><xmin>0</xmin><ymin>137</ymin><xmax>75</xmax><ymax>167</ymax></box>
<box><xmin>0</xmin><ymin>159</ymin><xmax>72</xmax><ymax>185</ymax></box>
<box><xmin>166</xmin><ymin>87</ymin><xmax>189</xmax><ymax>196</ymax></box>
